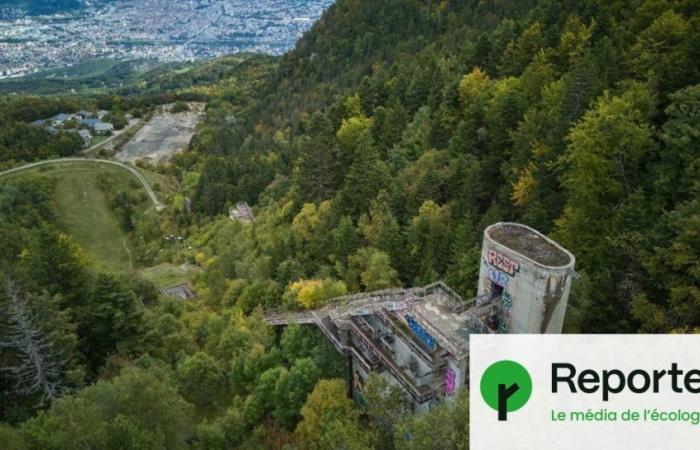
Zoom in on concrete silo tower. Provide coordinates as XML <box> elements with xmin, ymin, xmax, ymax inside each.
<box><xmin>477</xmin><ymin>222</ymin><xmax>576</xmax><ymax>334</ymax></box>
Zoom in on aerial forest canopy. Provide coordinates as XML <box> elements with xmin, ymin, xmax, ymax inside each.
<box><xmin>1</xmin><ymin>0</ymin><xmax>699</xmax><ymax>448</ymax></box>
<box><xmin>189</xmin><ymin>0</ymin><xmax>700</xmax><ymax>334</ymax></box>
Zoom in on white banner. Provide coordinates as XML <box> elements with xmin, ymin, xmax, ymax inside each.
<box><xmin>470</xmin><ymin>335</ymin><xmax>700</xmax><ymax>450</ymax></box>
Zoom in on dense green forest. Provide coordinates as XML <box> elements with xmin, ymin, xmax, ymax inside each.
<box><xmin>184</xmin><ymin>0</ymin><xmax>699</xmax><ymax>334</ymax></box>
<box><xmin>1</xmin><ymin>0</ymin><xmax>700</xmax><ymax>448</ymax></box>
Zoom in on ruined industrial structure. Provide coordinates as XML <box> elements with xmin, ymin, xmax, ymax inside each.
<box><xmin>229</xmin><ymin>201</ymin><xmax>256</xmax><ymax>223</ymax></box>
<box><xmin>264</xmin><ymin>222</ymin><xmax>576</xmax><ymax>413</ymax></box>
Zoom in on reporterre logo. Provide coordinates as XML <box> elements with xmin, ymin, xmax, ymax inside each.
<box><xmin>480</xmin><ymin>360</ymin><xmax>532</xmax><ymax>421</ymax></box>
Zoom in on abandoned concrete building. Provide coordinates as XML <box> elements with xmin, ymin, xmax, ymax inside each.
<box><xmin>229</xmin><ymin>201</ymin><xmax>256</xmax><ymax>223</ymax></box>
<box><xmin>264</xmin><ymin>222</ymin><xmax>576</xmax><ymax>413</ymax></box>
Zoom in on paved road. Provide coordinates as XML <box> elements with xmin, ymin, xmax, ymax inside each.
<box><xmin>0</xmin><ymin>157</ymin><xmax>164</xmax><ymax>210</ymax></box>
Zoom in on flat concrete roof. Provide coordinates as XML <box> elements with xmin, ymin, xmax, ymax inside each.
<box><xmin>486</xmin><ymin>222</ymin><xmax>572</xmax><ymax>268</ymax></box>
<box><xmin>411</xmin><ymin>293</ymin><xmax>493</xmax><ymax>357</ymax></box>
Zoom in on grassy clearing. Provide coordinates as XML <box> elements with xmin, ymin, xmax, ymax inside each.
<box><xmin>7</xmin><ymin>163</ymin><xmax>155</xmax><ymax>272</ymax></box>
<box><xmin>139</xmin><ymin>167</ymin><xmax>179</xmax><ymax>199</ymax></box>
<box><xmin>90</xmin><ymin>135</ymin><xmax>109</xmax><ymax>147</ymax></box>
<box><xmin>52</xmin><ymin>167</ymin><xmax>130</xmax><ymax>271</ymax></box>
<box><xmin>140</xmin><ymin>263</ymin><xmax>196</xmax><ymax>289</ymax></box>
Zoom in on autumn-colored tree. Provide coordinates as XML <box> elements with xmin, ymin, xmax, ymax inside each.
<box><xmin>556</xmin><ymin>83</ymin><xmax>655</xmax><ymax>269</ymax></box>
<box><xmin>285</xmin><ymin>278</ymin><xmax>348</xmax><ymax>309</ymax></box>
<box><xmin>296</xmin><ymin>379</ymin><xmax>370</xmax><ymax>450</ymax></box>
<box><xmin>395</xmin><ymin>391</ymin><xmax>470</xmax><ymax>450</ymax></box>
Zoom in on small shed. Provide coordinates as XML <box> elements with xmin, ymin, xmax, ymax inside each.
<box><xmin>78</xmin><ymin>129</ymin><xmax>92</xmax><ymax>147</ymax></box>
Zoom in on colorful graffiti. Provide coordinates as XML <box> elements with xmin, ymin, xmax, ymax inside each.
<box><xmin>502</xmin><ymin>291</ymin><xmax>513</xmax><ymax>308</ymax></box>
<box><xmin>355</xmin><ymin>306</ymin><xmax>370</xmax><ymax>315</ymax></box>
<box><xmin>488</xmin><ymin>267</ymin><xmax>511</xmax><ymax>288</ymax></box>
<box><xmin>487</xmin><ymin>249</ymin><xmax>520</xmax><ymax>276</ymax></box>
<box><xmin>386</xmin><ymin>301</ymin><xmax>407</xmax><ymax>312</ymax></box>
<box><xmin>499</xmin><ymin>291</ymin><xmax>513</xmax><ymax>332</ymax></box>
<box><xmin>405</xmin><ymin>314</ymin><xmax>436</xmax><ymax>349</ymax></box>
<box><xmin>445</xmin><ymin>367</ymin><xmax>456</xmax><ymax>395</ymax></box>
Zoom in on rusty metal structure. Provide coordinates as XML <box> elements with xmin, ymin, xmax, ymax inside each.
<box><xmin>264</xmin><ymin>223</ymin><xmax>576</xmax><ymax>413</ymax></box>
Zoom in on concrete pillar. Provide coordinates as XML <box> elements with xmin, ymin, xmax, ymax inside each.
<box><xmin>477</xmin><ymin>222</ymin><xmax>575</xmax><ymax>334</ymax></box>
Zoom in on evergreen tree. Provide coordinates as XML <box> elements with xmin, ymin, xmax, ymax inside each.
<box><xmin>1</xmin><ymin>279</ymin><xmax>65</xmax><ymax>406</ymax></box>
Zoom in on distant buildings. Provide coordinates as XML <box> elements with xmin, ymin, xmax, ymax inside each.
<box><xmin>80</xmin><ymin>118</ymin><xmax>100</xmax><ymax>128</ymax></box>
<box><xmin>30</xmin><ymin>110</ymin><xmax>116</xmax><ymax>144</ymax></box>
<box><xmin>77</xmin><ymin>129</ymin><xmax>92</xmax><ymax>147</ymax></box>
<box><xmin>51</xmin><ymin>113</ymin><xmax>73</xmax><ymax>127</ymax></box>
<box><xmin>0</xmin><ymin>0</ymin><xmax>334</xmax><ymax>79</ymax></box>
<box><xmin>93</xmin><ymin>122</ymin><xmax>113</xmax><ymax>135</ymax></box>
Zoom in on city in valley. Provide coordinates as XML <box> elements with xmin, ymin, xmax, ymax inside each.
<box><xmin>0</xmin><ymin>0</ymin><xmax>333</xmax><ymax>79</ymax></box>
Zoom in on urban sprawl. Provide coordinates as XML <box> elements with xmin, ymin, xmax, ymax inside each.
<box><xmin>0</xmin><ymin>0</ymin><xmax>333</xmax><ymax>79</ymax></box>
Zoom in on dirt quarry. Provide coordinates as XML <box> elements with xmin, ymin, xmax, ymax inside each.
<box><xmin>116</xmin><ymin>103</ymin><xmax>204</xmax><ymax>163</ymax></box>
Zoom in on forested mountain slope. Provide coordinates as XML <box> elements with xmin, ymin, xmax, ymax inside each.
<box><xmin>1</xmin><ymin>0</ymin><xmax>699</xmax><ymax>448</ymax></box>
<box><xmin>187</xmin><ymin>0</ymin><xmax>700</xmax><ymax>334</ymax></box>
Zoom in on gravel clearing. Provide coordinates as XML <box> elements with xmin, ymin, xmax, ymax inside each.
<box><xmin>116</xmin><ymin>103</ymin><xmax>204</xmax><ymax>163</ymax></box>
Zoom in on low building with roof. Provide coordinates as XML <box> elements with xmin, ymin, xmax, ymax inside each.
<box><xmin>77</xmin><ymin>129</ymin><xmax>92</xmax><ymax>147</ymax></box>
<box><xmin>80</xmin><ymin>118</ymin><xmax>99</xmax><ymax>128</ymax></box>
<box><xmin>51</xmin><ymin>113</ymin><xmax>74</xmax><ymax>127</ymax></box>
<box><xmin>93</xmin><ymin>122</ymin><xmax>113</xmax><ymax>135</ymax></box>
